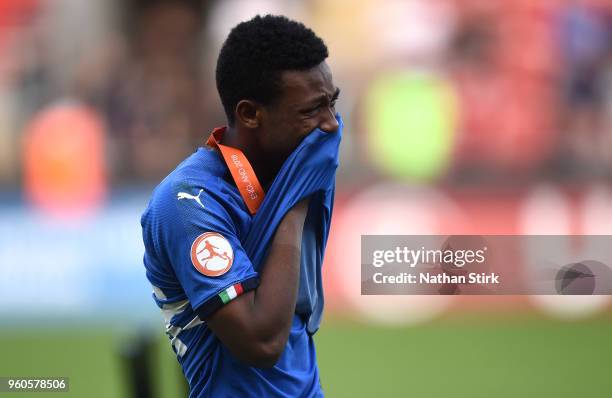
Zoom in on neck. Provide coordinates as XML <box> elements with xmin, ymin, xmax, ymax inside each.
<box><xmin>222</xmin><ymin>125</ymin><xmax>279</xmax><ymax>188</ymax></box>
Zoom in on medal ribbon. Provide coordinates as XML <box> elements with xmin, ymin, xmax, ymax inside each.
<box><xmin>207</xmin><ymin>127</ymin><xmax>265</xmax><ymax>215</ymax></box>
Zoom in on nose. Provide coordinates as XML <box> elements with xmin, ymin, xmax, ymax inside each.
<box><xmin>319</xmin><ymin>109</ymin><xmax>339</xmax><ymax>133</ymax></box>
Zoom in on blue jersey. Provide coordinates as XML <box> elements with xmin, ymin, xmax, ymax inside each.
<box><xmin>141</xmin><ymin>117</ymin><xmax>342</xmax><ymax>397</ymax></box>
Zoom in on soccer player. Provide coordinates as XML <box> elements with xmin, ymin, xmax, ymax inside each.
<box><xmin>141</xmin><ymin>15</ymin><xmax>341</xmax><ymax>397</ymax></box>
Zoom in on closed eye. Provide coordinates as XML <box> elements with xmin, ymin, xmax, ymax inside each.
<box><xmin>301</xmin><ymin>104</ymin><xmax>323</xmax><ymax>117</ymax></box>
<box><xmin>331</xmin><ymin>88</ymin><xmax>340</xmax><ymax>102</ymax></box>
<box><xmin>302</xmin><ymin>88</ymin><xmax>340</xmax><ymax>116</ymax></box>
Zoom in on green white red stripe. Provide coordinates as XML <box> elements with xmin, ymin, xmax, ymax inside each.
<box><xmin>196</xmin><ymin>277</ymin><xmax>258</xmax><ymax>319</ymax></box>
<box><xmin>219</xmin><ymin>282</ymin><xmax>244</xmax><ymax>304</ymax></box>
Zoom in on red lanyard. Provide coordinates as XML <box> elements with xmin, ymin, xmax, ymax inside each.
<box><xmin>206</xmin><ymin>127</ymin><xmax>265</xmax><ymax>215</ymax></box>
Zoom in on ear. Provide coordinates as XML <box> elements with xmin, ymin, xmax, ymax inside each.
<box><xmin>235</xmin><ymin>100</ymin><xmax>262</xmax><ymax>129</ymax></box>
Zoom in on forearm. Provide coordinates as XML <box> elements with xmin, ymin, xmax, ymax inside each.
<box><xmin>248</xmin><ymin>205</ymin><xmax>306</xmax><ymax>343</ymax></box>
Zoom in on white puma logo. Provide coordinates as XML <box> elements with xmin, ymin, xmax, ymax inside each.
<box><xmin>177</xmin><ymin>189</ymin><xmax>204</xmax><ymax>208</ymax></box>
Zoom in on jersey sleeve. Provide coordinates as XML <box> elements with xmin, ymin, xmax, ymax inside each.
<box><xmin>163</xmin><ymin>180</ymin><xmax>259</xmax><ymax>320</ymax></box>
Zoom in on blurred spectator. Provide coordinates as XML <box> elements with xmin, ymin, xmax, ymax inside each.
<box><xmin>78</xmin><ymin>0</ymin><xmax>209</xmax><ymax>184</ymax></box>
<box><xmin>0</xmin><ymin>0</ymin><xmax>43</xmax><ymax>186</ymax></box>
<box><xmin>448</xmin><ymin>0</ymin><xmax>558</xmax><ymax>183</ymax></box>
<box><xmin>22</xmin><ymin>101</ymin><xmax>107</xmax><ymax>217</ymax></box>
<box><xmin>555</xmin><ymin>0</ymin><xmax>612</xmax><ymax>177</ymax></box>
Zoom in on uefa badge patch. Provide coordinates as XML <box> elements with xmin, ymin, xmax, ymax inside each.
<box><xmin>191</xmin><ymin>232</ymin><xmax>234</xmax><ymax>277</ymax></box>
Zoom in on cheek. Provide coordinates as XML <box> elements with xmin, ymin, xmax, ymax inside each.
<box><xmin>275</xmin><ymin>123</ymin><xmax>309</xmax><ymax>150</ymax></box>
<box><xmin>289</xmin><ymin>122</ymin><xmax>315</xmax><ymax>148</ymax></box>
<box><xmin>261</xmin><ymin>115</ymin><xmax>315</xmax><ymax>154</ymax></box>
<box><xmin>297</xmin><ymin>118</ymin><xmax>320</xmax><ymax>138</ymax></box>
<box><xmin>260</xmin><ymin>128</ymin><xmax>291</xmax><ymax>154</ymax></box>
<box><xmin>301</xmin><ymin>120</ymin><xmax>317</xmax><ymax>135</ymax></box>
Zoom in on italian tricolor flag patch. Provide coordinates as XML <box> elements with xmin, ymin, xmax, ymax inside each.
<box><xmin>219</xmin><ymin>282</ymin><xmax>244</xmax><ymax>304</ymax></box>
<box><xmin>197</xmin><ymin>277</ymin><xmax>258</xmax><ymax>319</ymax></box>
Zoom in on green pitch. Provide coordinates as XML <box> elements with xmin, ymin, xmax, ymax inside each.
<box><xmin>1</xmin><ymin>314</ymin><xmax>611</xmax><ymax>397</ymax></box>
<box><xmin>316</xmin><ymin>314</ymin><xmax>612</xmax><ymax>398</ymax></box>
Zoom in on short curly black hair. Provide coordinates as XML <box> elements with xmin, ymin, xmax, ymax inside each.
<box><xmin>216</xmin><ymin>15</ymin><xmax>329</xmax><ymax>125</ymax></box>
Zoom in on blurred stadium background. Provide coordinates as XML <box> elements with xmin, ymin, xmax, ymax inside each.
<box><xmin>1</xmin><ymin>0</ymin><xmax>612</xmax><ymax>397</ymax></box>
